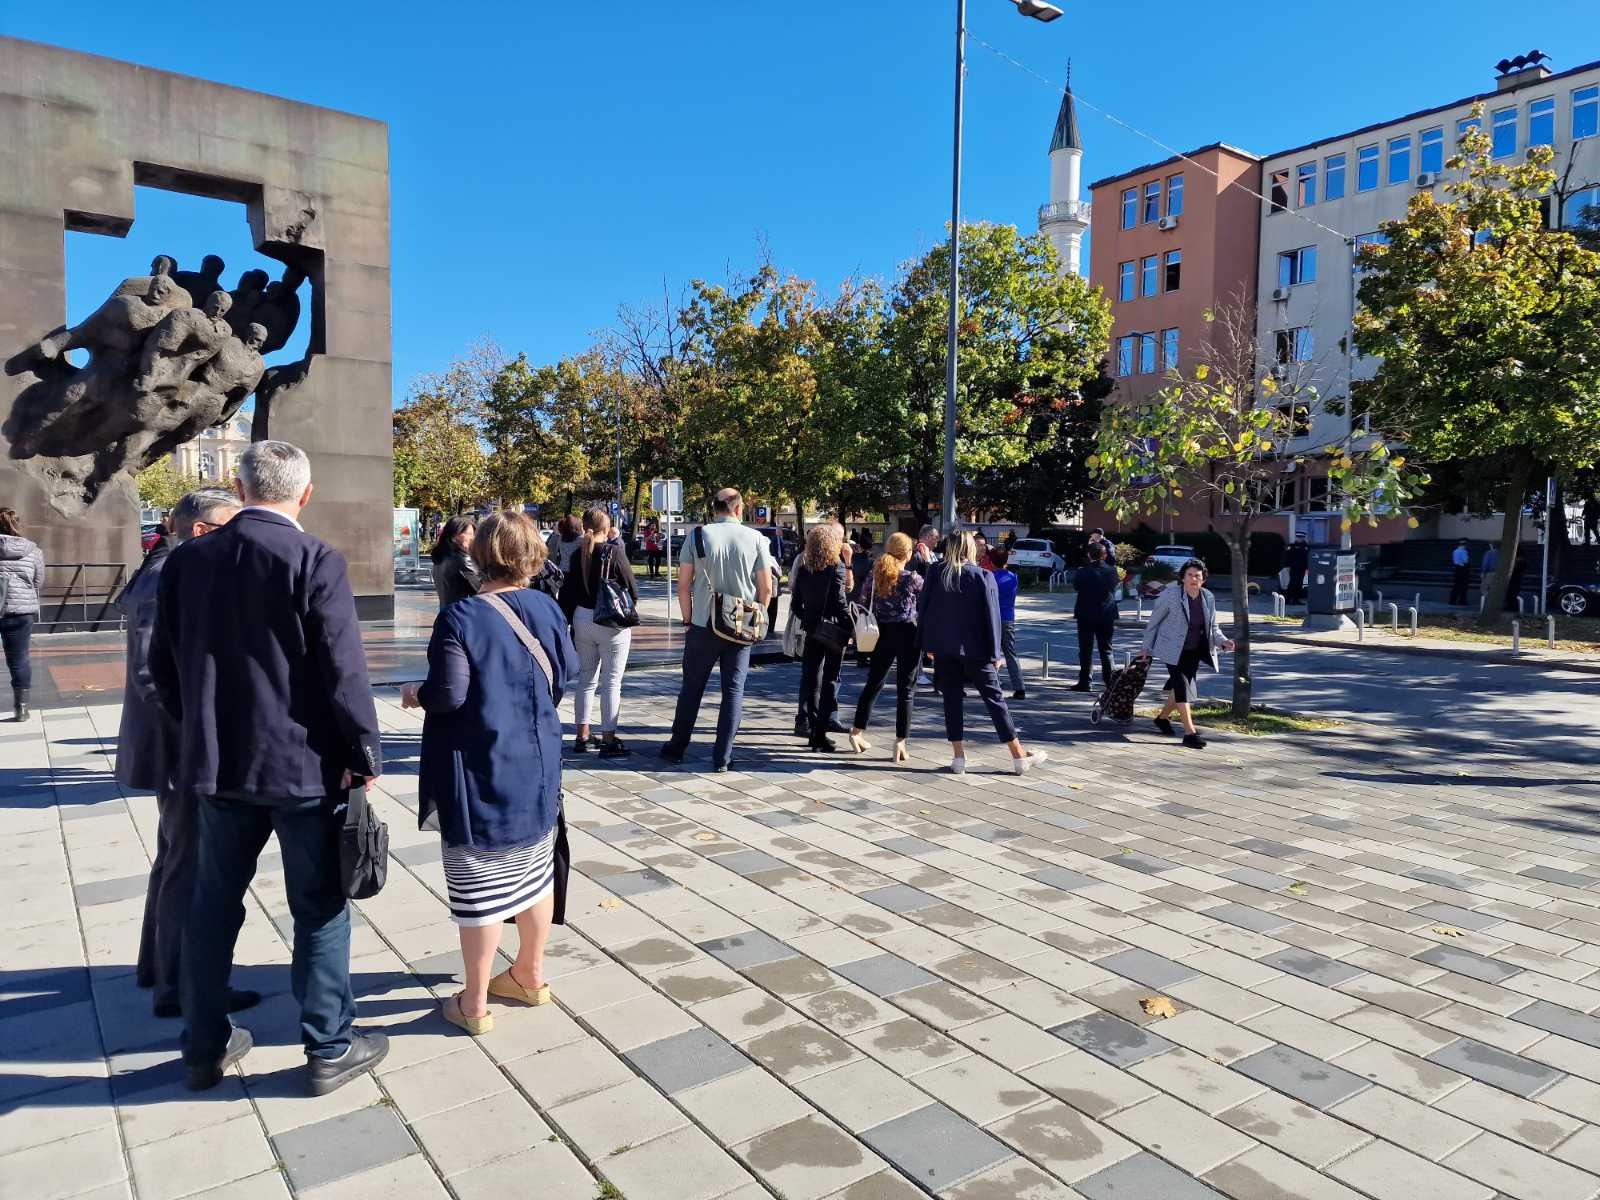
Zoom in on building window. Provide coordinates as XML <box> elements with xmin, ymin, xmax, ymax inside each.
<box><xmin>1277</xmin><ymin>246</ymin><xmax>1318</xmax><ymax>288</ymax></box>
<box><xmin>1456</xmin><ymin>116</ymin><xmax>1481</xmax><ymax>145</ymax></box>
<box><xmin>1528</xmin><ymin>97</ymin><xmax>1555</xmax><ymax>147</ymax></box>
<box><xmin>1269</xmin><ymin>170</ymin><xmax>1289</xmax><ymax>213</ymax></box>
<box><xmin>199</xmin><ymin>452</ymin><xmax>217</xmax><ymax>478</ymax></box>
<box><xmin>1492</xmin><ymin>107</ymin><xmax>1517</xmax><ymax>158</ymax></box>
<box><xmin>1420</xmin><ymin>127</ymin><xmax>1444</xmax><ymax>174</ymax></box>
<box><xmin>1167</xmin><ymin>174</ymin><xmax>1184</xmax><ymax>217</ymax></box>
<box><xmin>1387</xmin><ymin>135</ymin><xmax>1412</xmax><ymax>185</ymax></box>
<box><xmin>1357</xmin><ymin>144</ymin><xmax>1379</xmax><ymax>191</ymax></box>
<box><xmin>1306</xmin><ymin>476</ymin><xmax>1331</xmax><ymax>511</ymax></box>
<box><xmin>1121</xmin><ymin>188</ymin><xmax>1137</xmax><ymax>229</ymax></box>
<box><xmin>1275</xmin><ymin>327</ymin><xmax>1313</xmax><ymax>364</ymax></box>
<box><xmin>1576</xmin><ymin>86</ymin><xmax>1599</xmax><ymax>141</ymax></box>
<box><xmin>1564</xmin><ymin>186</ymin><xmax>1600</xmax><ymax>230</ymax></box>
<box><xmin>1161</xmin><ymin>327</ymin><xmax>1179</xmax><ymax>371</ymax></box>
<box><xmin>1140</xmin><ymin>255</ymin><xmax>1159</xmax><ymax>298</ymax></box>
<box><xmin>1296</xmin><ymin>162</ymin><xmax>1317</xmax><ymax>207</ymax></box>
<box><xmin>1324</xmin><ymin>153</ymin><xmax>1346</xmax><ymax>200</ymax></box>
<box><xmin>1139</xmin><ymin>334</ymin><xmax>1157</xmax><ymax>375</ymax></box>
<box><xmin>1274</xmin><ymin>404</ymin><xmax>1312</xmax><ymax>439</ymax></box>
<box><xmin>1118</xmin><ymin>260</ymin><xmax>1135</xmax><ymax>302</ymax></box>
<box><xmin>1143</xmin><ymin>181</ymin><xmax>1161</xmax><ymax>223</ymax></box>
<box><xmin>1116</xmin><ymin>335</ymin><xmax>1136</xmax><ymax>377</ymax></box>
<box><xmin>1164</xmin><ymin>249</ymin><xmax>1182</xmax><ymax>292</ymax></box>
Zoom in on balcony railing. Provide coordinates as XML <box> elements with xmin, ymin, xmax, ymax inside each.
<box><xmin>1038</xmin><ymin>199</ymin><xmax>1092</xmax><ymax>225</ymax></box>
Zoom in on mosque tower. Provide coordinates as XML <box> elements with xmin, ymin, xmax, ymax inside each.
<box><xmin>1038</xmin><ymin>62</ymin><xmax>1089</xmax><ymax>276</ymax></box>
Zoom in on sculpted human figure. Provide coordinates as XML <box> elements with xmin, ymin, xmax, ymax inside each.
<box><xmin>254</xmin><ymin>266</ymin><xmax>306</xmax><ymax>354</ymax></box>
<box><xmin>128</xmin><ymin>323</ymin><xmax>269</xmax><ymax>471</ymax></box>
<box><xmin>226</xmin><ymin>270</ymin><xmax>271</xmax><ymax>336</ymax></box>
<box><xmin>6</xmin><ymin>274</ymin><xmax>184</xmax><ymax>373</ymax></box>
<box><xmin>205</xmin><ymin>322</ymin><xmax>269</xmax><ymax>424</ymax></box>
<box><xmin>112</xmin><ymin>255</ymin><xmax>193</xmax><ymax>311</ymax></box>
<box><xmin>135</xmin><ymin>291</ymin><xmax>235</xmax><ymax>396</ymax></box>
<box><xmin>172</xmin><ymin>255</ymin><xmax>226</xmax><ymax>304</ymax></box>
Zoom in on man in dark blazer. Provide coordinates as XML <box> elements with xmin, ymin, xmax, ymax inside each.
<box><xmin>149</xmin><ymin>440</ymin><xmax>387</xmax><ymax>1093</ymax></box>
<box><xmin>1071</xmin><ymin>542</ymin><xmax>1122</xmax><ymax>691</ymax></box>
<box><xmin>118</xmin><ymin>488</ymin><xmax>261</xmax><ymax>1020</ymax></box>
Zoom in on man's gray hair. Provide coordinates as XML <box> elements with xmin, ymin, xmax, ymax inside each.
<box><xmin>238</xmin><ymin>440</ymin><xmax>312</xmax><ymax>503</ymax></box>
<box><xmin>169</xmin><ymin>489</ymin><xmax>238</xmax><ymax>540</ymax></box>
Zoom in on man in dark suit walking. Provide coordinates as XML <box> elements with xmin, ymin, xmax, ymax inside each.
<box><xmin>150</xmin><ymin>440</ymin><xmax>387</xmax><ymax>1093</ymax></box>
<box><xmin>1070</xmin><ymin>542</ymin><xmax>1121</xmax><ymax>692</ymax></box>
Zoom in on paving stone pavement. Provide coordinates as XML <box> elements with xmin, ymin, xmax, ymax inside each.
<box><xmin>9</xmin><ymin>657</ymin><xmax>1600</xmax><ymax>1199</ymax></box>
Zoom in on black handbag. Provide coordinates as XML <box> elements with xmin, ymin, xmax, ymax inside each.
<box><xmin>809</xmin><ymin>613</ymin><xmax>852</xmax><ymax>653</ymax></box>
<box><xmin>593</xmin><ymin>549</ymin><xmax>640</xmax><ymax>628</ymax></box>
<box><xmin>339</xmin><ymin>788</ymin><xmax>389</xmax><ymax>900</ymax></box>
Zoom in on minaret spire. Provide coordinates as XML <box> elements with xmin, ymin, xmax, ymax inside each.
<box><xmin>1040</xmin><ymin>58</ymin><xmax>1089</xmax><ymax>276</ymax></box>
<box><xmin>1049</xmin><ymin>59</ymin><xmax>1082</xmax><ymax>154</ymax></box>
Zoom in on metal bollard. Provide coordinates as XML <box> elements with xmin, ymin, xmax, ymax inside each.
<box><xmin>1512</xmin><ymin>620</ymin><xmax>1521</xmax><ymax>654</ymax></box>
<box><xmin>1355</xmin><ymin>607</ymin><xmax>1365</xmax><ymax>641</ymax></box>
<box><xmin>1137</xmin><ymin>595</ymin><xmax>1146</xmax><ymax>622</ymax></box>
<box><xmin>1480</xmin><ymin>595</ymin><xmax>1488</xmax><ymax>616</ymax></box>
<box><xmin>1408</xmin><ymin>606</ymin><xmax>1418</xmax><ymax>638</ymax></box>
<box><xmin>1414</xmin><ymin>593</ymin><xmax>1421</xmax><ymax>614</ymax></box>
<box><xmin>1517</xmin><ymin>595</ymin><xmax>1526</xmax><ymax>614</ymax></box>
<box><xmin>1272</xmin><ymin>592</ymin><xmax>1285</xmax><ymax>618</ymax></box>
<box><xmin>1363</xmin><ymin>600</ymin><xmax>1375</xmax><ymax>625</ymax></box>
<box><xmin>1375</xmin><ymin>589</ymin><xmax>1383</xmax><ymax>610</ymax></box>
<box><xmin>1042</xmin><ymin>642</ymin><xmax>1050</xmax><ymax>679</ymax></box>
<box><xmin>1123</xmin><ymin>652</ymin><xmax>1133</xmax><ymax>670</ymax></box>
<box><xmin>1387</xmin><ymin>603</ymin><xmax>1399</xmax><ymax>634</ymax></box>
<box><xmin>1548</xmin><ymin>616</ymin><xmax>1557</xmax><ymax>649</ymax></box>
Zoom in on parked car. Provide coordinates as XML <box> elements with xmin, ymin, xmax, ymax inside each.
<box><xmin>1549</xmin><ymin>579</ymin><xmax>1600</xmax><ymax>618</ymax></box>
<box><xmin>1138</xmin><ymin>544</ymin><xmax>1198</xmax><ymax>597</ymax></box>
<box><xmin>141</xmin><ymin>523</ymin><xmax>164</xmax><ymax>553</ymax></box>
<box><xmin>1006</xmin><ymin>538</ymin><xmax>1065</xmax><ymax>575</ymax></box>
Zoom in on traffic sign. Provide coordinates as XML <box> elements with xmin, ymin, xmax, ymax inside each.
<box><xmin>651</xmin><ymin>478</ymin><xmax>683</xmax><ymax>515</ymax></box>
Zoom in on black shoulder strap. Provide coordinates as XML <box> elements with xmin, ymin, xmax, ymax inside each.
<box><xmin>694</xmin><ymin>524</ymin><xmax>707</xmax><ymax>558</ymax></box>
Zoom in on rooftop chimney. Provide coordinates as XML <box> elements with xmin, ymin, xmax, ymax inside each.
<box><xmin>1495</xmin><ymin>50</ymin><xmax>1553</xmax><ymax>90</ymax></box>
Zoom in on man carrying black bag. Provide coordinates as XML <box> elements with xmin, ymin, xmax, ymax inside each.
<box><xmin>150</xmin><ymin>440</ymin><xmax>388</xmax><ymax>1094</ymax></box>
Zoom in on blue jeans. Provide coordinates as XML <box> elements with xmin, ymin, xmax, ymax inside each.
<box><xmin>665</xmin><ymin>625</ymin><xmax>751</xmax><ymax>767</ymax></box>
<box><xmin>182</xmin><ymin>793</ymin><xmax>354</xmax><ymax>1064</ymax></box>
<box><xmin>0</xmin><ymin>613</ymin><xmax>33</xmax><ymax>691</ymax></box>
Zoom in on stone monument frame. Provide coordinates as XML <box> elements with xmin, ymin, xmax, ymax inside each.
<box><xmin>0</xmin><ymin>36</ymin><xmax>394</xmax><ymax>618</ymax></box>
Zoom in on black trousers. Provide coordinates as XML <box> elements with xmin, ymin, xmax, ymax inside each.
<box><xmin>1285</xmin><ymin>568</ymin><xmax>1306</xmax><ymax>604</ymax></box>
<box><xmin>0</xmin><ymin>612</ymin><xmax>33</xmax><ymax>691</ymax></box>
<box><xmin>137</xmin><ymin>786</ymin><xmax>199</xmax><ymax>1008</ymax></box>
<box><xmin>646</xmin><ymin>550</ymin><xmax>663</xmax><ymax>576</ymax></box>
<box><xmin>1450</xmin><ymin>565</ymin><xmax>1470</xmax><ymax>606</ymax></box>
<box><xmin>1076</xmin><ymin>618</ymin><xmax>1115</xmax><ymax>686</ymax></box>
<box><xmin>933</xmin><ymin>654</ymin><xmax>1016</xmax><ymax>743</ymax></box>
<box><xmin>852</xmin><ymin>622</ymin><xmax>918</xmax><ymax>739</ymax></box>
<box><xmin>799</xmin><ymin>638</ymin><xmax>845</xmax><ymax>741</ymax></box>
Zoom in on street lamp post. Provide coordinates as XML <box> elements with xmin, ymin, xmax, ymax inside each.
<box><xmin>942</xmin><ymin>0</ymin><xmax>1062</xmax><ymax>535</ymax></box>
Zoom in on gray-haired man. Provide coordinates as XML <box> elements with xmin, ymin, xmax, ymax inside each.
<box><xmin>118</xmin><ymin>489</ymin><xmax>253</xmax><ymax>1018</ymax></box>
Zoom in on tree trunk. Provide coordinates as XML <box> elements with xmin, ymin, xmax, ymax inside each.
<box><xmin>631</xmin><ymin>477</ymin><xmax>644</xmax><ymax>529</ymax></box>
<box><xmin>1228</xmin><ymin>525</ymin><xmax>1252</xmax><ymax>719</ymax></box>
<box><xmin>1480</xmin><ymin>455</ymin><xmax>1535</xmax><ymax>624</ymax></box>
<box><xmin>793</xmin><ymin>495</ymin><xmax>808</xmax><ymax>539</ymax></box>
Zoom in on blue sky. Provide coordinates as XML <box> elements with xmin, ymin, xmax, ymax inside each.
<box><xmin>11</xmin><ymin>2</ymin><xmax>1597</xmax><ymax>402</ymax></box>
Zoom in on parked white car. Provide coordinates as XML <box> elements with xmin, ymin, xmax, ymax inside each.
<box><xmin>1138</xmin><ymin>544</ymin><xmax>1199</xmax><ymax>596</ymax></box>
<box><xmin>1007</xmin><ymin>538</ymin><xmax>1065</xmax><ymax>574</ymax></box>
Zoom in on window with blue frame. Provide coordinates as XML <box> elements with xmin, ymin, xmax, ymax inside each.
<box><xmin>1387</xmin><ymin>135</ymin><xmax>1412</xmax><ymax>185</ymax></box>
<box><xmin>1297</xmin><ymin>162</ymin><xmax>1317</xmax><ymax>207</ymax></box>
<box><xmin>1117</xmin><ymin>335</ymin><xmax>1135</xmax><ymax>376</ymax></box>
<box><xmin>1564</xmin><ymin>186</ymin><xmax>1600</xmax><ymax>230</ymax></box>
<box><xmin>1139</xmin><ymin>334</ymin><xmax>1157</xmax><ymax>374</ymax></box>
<box><xmin>1121</xmin><ymin>188</ymin><xmax>1137</xmax><ymax>229</ymax></box>
<box><xmin>1118</xmin><ymin>261</ymin><xmax>1135</xmax><ymax>302</ymax></box>
<box><xmin>1278</xmin><ymin>246</ymin><xmax>1318</xmax><ymax>288</ymax></box>
<box><xmin>1456</xmin><ymin>116</ymin><xmax>1482</xmax><ymax>146</ymax></box>
<box><xmin>1324</xmin><ymin>154</ymin><xmax>1346</xmax><ymax>200</ymax></box>
<box><xmin>1492</xmin><ymin>107</ymin><xmax>1517</xmax><ymax>157</ymax></box>
<box><xmin>1357</xmin><ymin>145</ymin><xmax>1379</xmax><ymax>191</ymax></box>
<box><xmin>1167</xmin><ymin>174</ymin><xmax>1184</xmax><ymax>217</ymax></box>
<box><xmin>1420</xmin><ymin>128</ymin><xmax>1444</xmax><ymax>174</ymax></box>
<box><xmin>1529</xmin><ymin>97</ymin><xmax>1555</xmax><ymax>147</ymax></box>
<box><xmin>1143</xmin><ymin>181</ymin><xmax>1161</xmax><ymax>223</ymax></box>
<box><xmin>1162</xmin><ymin>328</ymin><xmax>1179</xmax><ymax>371</ymax></box>
<box><xmin>1164</xmin><ymin>250</ymin><xmax>1182</xmax><ymax>292</ymax></box>
<box><xmin>1140</xmin><ymin>255</ymin><xmax>1158</xmax><ymax>298</ymax></box>
<box><xmin>1576</xmin><ymin>87</ymin><xmax>1599</xmax><ymax>141</ymax></box>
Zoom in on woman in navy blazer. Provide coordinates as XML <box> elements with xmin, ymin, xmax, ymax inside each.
<box><xmin>402</xmin><ymin>511</ymin><xmax>578</xmax><ymax>1036</ymax></box>
<box><xmin>918</xmin><ymin>531</ymin><xmax>1045</xmax><ymax>777</ymax></box>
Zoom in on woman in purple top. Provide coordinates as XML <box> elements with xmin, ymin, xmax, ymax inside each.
<box><xmin>845</xmin><ymin>533</ymin><xmax>923</xmax><ymax>763</ymax></box>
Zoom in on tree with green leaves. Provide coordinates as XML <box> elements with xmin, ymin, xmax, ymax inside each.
<box><xmin>1354</xmin><ymin>108</ymin><xmax>1600</xmax><ymax>618</ymax></box>
<box><xmin>137</xmin><ymin>457</ymin><xmax>207</xmax><ymax>509</ymax></box>
<box><xmin>393</xmin><ymin>387</ymin><xmax>488</xmax><ymax>519</ymax></box>
<box><xmin>1093</xmin><ymin>299</ymin><xmax>1425</xmax><ymax>718</ymax></box>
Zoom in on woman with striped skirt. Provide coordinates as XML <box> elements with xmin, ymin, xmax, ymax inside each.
<box><xmin>403</xmin><ymin>511</ymin><xmax>578</xmax><ymax>1035</ymax></box>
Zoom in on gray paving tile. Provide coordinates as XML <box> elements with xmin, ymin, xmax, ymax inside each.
<box><xmin>834</xmin><ymin>954</ymin><xmax>940</xmax><ymax>998</ymax></box>
<box><xmin>747</xmin><ymin>810</ymin><xmax>809</xmax><ymax>828</ymax></box>
<box><xmin>1077</xmin><ymin>1151</ymin><xmax>1227</xmax><ymax>1199</ymax></box>
<box><xmin>60</xmin><ymin>799</ymin><xmax>130</xmax><ymax>822</ymax></box>
<box><xmin>1232</xmin><ymin>838</ymin><xmax>1303</xmax><ymax>859</ymax></box>
<box><xmin>624</xmin><ymin>1027</ymin><xmax>749</xmax><ymax>1094</ymax></box>
<box><xmin>860</xmin><ymin>884</ymin><xmax>942</xmax><ymax>914</ymax></box>
<box><xmin>1414</xmin><ymin>944</ymin><xmax>1519</xmax><ymax>984</ymax></box>
<box><xmin>392</xmin><ymin>841</ymin><xmax>442</xmax><ymax>867</ymax></box>
<box><xmin>1404</xmin><ymin>867</ymin><xmax>1477</xmax><ymax>891</ymax></box>
<box><xmin>601</xmin><ymin>868</ymin><xmax>677</xmax><ymax>897</ymax></box>
<box><xmin>1426</xmin><ymin>1038</ymin><xmax>1564</xmax><ymax>1097</ymax></box>
<box><xmin>1033</xmin><ymin>810</ymin><xmax>1094</xmax><ymax>831</ymax></box>
<box><xmin>1410</xmin><ymin>903</ymin><xmax>1502</xmax><ymax>932</ymax></box>
<box><xmin>860</xmin><ymin>1103</ymin><xmax>1012</xmax><ymax>1191</ymax></box>
<box><xmin>1051</xmin><ymin>1011</ymin><xmax>1177</xmax><ymax>1068</ymax></box>
<box><xmin>586</xmin><ymin>823</ymin><xmax>651</xmax><ymax>844</ymax></box>
<box><xmin>1206</xmin><ymin>903</ymin><xmax>1293</xmax><ymax>934</ymax></box>
<box><xmin>1223</xmin><ymin>867</ymin><xmax>1294</xmax><ymax>890</ymax></box>
<box><xmin>1231</xmin><ymin>1044</ymin><xmax>1371</xmax><ymax>1109</ymax></box>
<box><xmin>641</xmin><ymin>786</ymin><xmax>693</xmax><ymax>804</ymax></box>
<box><xmin>1096</xmin><ymin>948</ymin><xmax>1197</xmax><ymax>990</ymax></box>
<box><xmin>1514</xmin><ymin>1000</ymin><xmax>1600</xmax><ymax>1049</ymax></box>
<box><xmin>960</xmin><ymin>822</ymin><xmax>1024</xmax><ymax>843</ymax></box>
<box><xmin>876</xmin><ymin>836</ymin><xmax>944</xmax><ymax>857</ymax></box>
<box><xmin>1258</xmin><ymin>949</ymin><xmax>1364</xmax><ymax>987</ymax></box>
<box><xmin>1398</xmin><ymin>815</ymin><xmax>1448</xmax><ymax>831</ymax></box>
<box><xmin>712</xmin><ymin>849</ymin><xmax>788</xmax><ymax>876</ymax></box>
<box><xmin>1297</xmin><ymin>815</ymin><xmax>1355</xmax><ymax>832</ymax></box>
<box><xmin>73</xmin><ymin>875</ymin><xmax>148</xmax><ymax>906</ymax></box>
<box><xmin>1445</xmin><ymin>803</ymin><xmax>1501</xmax><ymax>821</ymax></box>
<box><xmin>1520</xmin><ymin>865</ymin><xmax>1600</xmax><ymax>889</ymax></box>
<box><xmin>273</xmin><ymin>1103</ymin><xmax>418</xmax><ymax>1191</ymax></box>
<box><xmin>1115</xmin><ymin>852</ymin><xmax>1177</xmax><ymax>875</ymax></box>
<box><xmin>1026</xmin><ymin>867</ymin><xmax>1097</xmax><ymax>892</ymax></box>
<box><xmin>697</xmin><ymin>930</ymin><xmax>799</xmax><ymax>969</ymax></box>
<box><xmin>1158</xmin><ymin>802</ymin><xmax>1206</xmax><ymax>818</ymax></box>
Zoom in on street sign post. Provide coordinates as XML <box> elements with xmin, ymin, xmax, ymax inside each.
<box><xmin>652</xmin><ymin>480</ymin><xmax>684</xmax><ymax>646</ymax></box>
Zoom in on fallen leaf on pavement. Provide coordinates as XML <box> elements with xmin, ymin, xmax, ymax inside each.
<box><xmin>1068</xmin><ymin>784</ymin><xmax>1083</xmax><ymax>791</ymax></box>
<box><xmin>919</xmin><ymin>809</ymin><xmax>930</xmax><ymax>815</ymax></box>
<box><xmin>1431</xmin><ymin>925</ymin><xmax>1464</xmax><ymax>937</ymax></box>
<box><xmin>693</xmin><ymin>831</ymin><xmax>717</xmax><ymax>841</ymax></box>
<box><xmin>1285</xmin><ymin>882</ymin><xmax>1309</xmax><ymax>896</ymax></box>
<box><xmin>598</xmin><ymin>897</ymin><xmax>623</xmax><ymax>909</ymax></box>
<box><xmin>1140</xmin><ymin>995</ymin><xmax>1178</xmax><ymax>1018</ymax></box>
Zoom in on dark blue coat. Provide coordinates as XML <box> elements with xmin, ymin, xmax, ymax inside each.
<box><xmin>1073</xmin><ymin>562</ymin><xmax>1122</xmax><ymax>623</ymax></box>
<box><xmin>114</xmin><ymin>536</ymin><xmax>177</xmax><ymax>792</ymax></box>
<box><xmin>416</xmin><ymin>588</ymin><xmax>578</xmax><ymax>851</ymax></box>
<box><xmin>149</xmin><ymin>508</ymin><xmax>382</xmax><ymax>799</ymax></box>
<box><xmin>917</xmin><ymin>563</ymin><xmax>1002</xmax><ymax>661</ymax></box>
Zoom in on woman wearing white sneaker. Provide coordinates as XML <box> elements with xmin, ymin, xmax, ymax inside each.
<box><xmin>1139</xmin><ymin>558</ymin><xmax>1233</xmax><ymax>750</ymax></box>
<box><xmin>917</xmin><ymin>532</ymin><xmax>1044</xmax><ymax>776</ymax></box>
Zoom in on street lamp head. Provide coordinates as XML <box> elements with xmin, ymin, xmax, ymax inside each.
<box><xmin>1014</xmin><ymin>0</ymin><xmax>1065</xmax><ymax>21</ymax></box>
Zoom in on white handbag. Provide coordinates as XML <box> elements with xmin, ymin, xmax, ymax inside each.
<box><xmin>852</xmin><ymin>575</ymin><xmax>881</xmax><ymax>653</ymax></box>
<box><xmin>782</xmin><ymin>606</ymin><xmax>806</xmax><ymax>658</ymax></box>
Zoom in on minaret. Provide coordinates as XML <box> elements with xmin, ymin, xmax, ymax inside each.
<box><xmin>1039</xmin><ymin>61</ymin><xmax>1089</xmax><ymax>276</ymax></box>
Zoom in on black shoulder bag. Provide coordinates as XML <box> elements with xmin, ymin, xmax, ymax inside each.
<box><xmin>340</xmin><ymin>786</ymin><xmax>389</xmax><ymax>900</ymax></box>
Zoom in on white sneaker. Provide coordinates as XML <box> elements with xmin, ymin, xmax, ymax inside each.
<box><xmin>1011</xmin><ymin>749</ymin><xmax>1047</xmax><ymax>776</ymax></box>
<box><xmin>949</xmin><ymin>757</ymin><xmax>966</xmax><ymax>775</ymax></box>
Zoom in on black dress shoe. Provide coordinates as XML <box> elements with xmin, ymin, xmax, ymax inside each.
<box><xmin>306</xmin><ymin>1030</ymin><xmax>390</xmax><ymax>1097</ymax></box>
<box><xmin>810</xmin><ymin>736</ymin><xmax>838</xmax><ymax>752</ymax></box>
<box><xmin>186</xmin><ymin>1026</ymin><xmax>253</xmax><ymax>1091</ymax></box>
<box><xmin>1011</xmin><ymin>690</ymin><xmax>1027</xmax><ymax>701</ymax></box>
<box><xmin>155</xmin><ymin>988</ymin><xmax>262</xmax><ymax>1020</ymax></box>
<box><xmin>658</xmin><ymin>745</ymin><xmax>684</xmax><ymax>764</ymax></box>
<box><xmin>824</xmin><ymin>718</ymin><xmax>849</xmax><ymax>734</ymax></box>
<box><xmin>1070</xmin><ymin>682</ymin><xmax>1092</xmax><ymax>692</ymax></box>
<box><xmin>1182</xmin><ymin>733</ymin><xmax>1208</xmax><ymax>750</ymax></box>
<box><xmin>598</xmin><ymin>737</ymin><xmax>630</xmax><ymax>758</ymax></box>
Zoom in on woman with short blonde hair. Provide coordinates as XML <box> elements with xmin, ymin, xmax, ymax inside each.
<box><xmin>844</xmin><ymin>531</ymin><xmax>923</xmax><ymax>762</ymax></box>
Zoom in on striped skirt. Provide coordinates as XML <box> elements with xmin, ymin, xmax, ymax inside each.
<box><xmin>442</xmin><ymin>826</ymin><xmax>557</xmax><ymax>927</ymax></box>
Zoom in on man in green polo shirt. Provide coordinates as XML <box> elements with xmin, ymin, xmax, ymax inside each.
<box><xmin>660</xmin><ymin>488</ymin><xmax>773</xmax><ymax>771</ymax></box>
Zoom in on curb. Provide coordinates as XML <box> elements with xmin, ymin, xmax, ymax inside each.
<box><xmin>1255</xmin><ymin>627</ymin><xmax>1600</xmax><ymax>676</ymax></box>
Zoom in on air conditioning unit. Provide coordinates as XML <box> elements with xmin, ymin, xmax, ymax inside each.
<box><xmin>1416</xmin><ymin>172</ymin><xmax>1437</xmax><ymax>187</ymax></box>
<box><xmin>1271</xmin><ymin>286</ymin><xmax>1291</xmax><ymax>302</ymax></box>
<box><xmin>1157</xmin><ymin>215</ymin><xmax>1179</xmax><ymax>231</ymax></box>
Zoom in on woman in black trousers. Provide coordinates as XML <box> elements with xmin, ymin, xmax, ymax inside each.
<box><xmin>919</xmin><ymin>532</ymin><xmax>1045</xmax><ymax>776</ymax></box>
<box><xmin>791</xmin><ymin>524</ymin><xmax>851</xmax><ymax>752</ymax></box>
<box><xmin>846</xmin><ymin>532</ymin><xmax>922</xmax><ymax>763</ymax></box>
